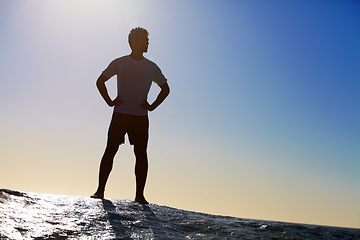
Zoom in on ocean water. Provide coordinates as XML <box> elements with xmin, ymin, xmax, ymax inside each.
<box><xmin>0</xmin><ymin>189</ymin><xmax>359</xmax><ymax>240</ymax></box>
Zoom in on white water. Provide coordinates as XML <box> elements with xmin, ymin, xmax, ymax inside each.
<box><xmin>1</xmin><ymin>189</ymin><xmax>359</xmax><ymax>239</ymax></box>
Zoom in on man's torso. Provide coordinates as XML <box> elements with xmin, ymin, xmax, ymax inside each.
<box><xmin>102</xmin><ymin>55</ymin><xmax>167</xmax><ymax>116</ymax></box>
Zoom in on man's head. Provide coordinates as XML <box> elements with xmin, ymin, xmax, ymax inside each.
<box><xmin>128</xmin><ymin>27</ymin><xmax>149</xmax><ymax>53</ymax></box>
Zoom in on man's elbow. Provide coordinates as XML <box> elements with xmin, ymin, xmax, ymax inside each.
<box><xmin>165</xmin><ymin>86</ymin><xmax>170</xmax><ymax>96</ymax></box>
<box><xmin>161</xmin><ymin>83</ymin><xmax>170</xmax><ymax>96</ymax></box>
<box><xmin>96</xmin><ymin>74</ymin><xmax>108</xmax><ymax>88</ymax></box>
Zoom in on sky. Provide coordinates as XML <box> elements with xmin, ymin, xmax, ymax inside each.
<box><xmin>1</xmin><ymin>0</ymin><xmax>359</xmax><ymax>229</ymax></box>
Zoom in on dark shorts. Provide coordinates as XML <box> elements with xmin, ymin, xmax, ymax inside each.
<box><xmin>107</xmin><ymin>112</ymin><xmax>149</xmax><ymax>147</ymax></box>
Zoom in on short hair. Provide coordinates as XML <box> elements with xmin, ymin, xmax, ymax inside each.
<box><xmin>128</xmin><ymin>27</ymin><xmax>149</xmax><ymax>46</ymax></box>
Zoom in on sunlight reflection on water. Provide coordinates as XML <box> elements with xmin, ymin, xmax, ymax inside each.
<box><xmin>1</xmin><ymin>189</ymin><xmax>359</xmax><ymax>240</ymax></box>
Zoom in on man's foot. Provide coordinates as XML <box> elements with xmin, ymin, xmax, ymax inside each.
<box><xmin>135</xmin><ymin>196</ymin><xmax>149</xmax><ymax>204</ymax></box>
<box><xmin>90</xmin><ymin>192</ymin><xmax>104</xmax><ymax>199</ymax></box>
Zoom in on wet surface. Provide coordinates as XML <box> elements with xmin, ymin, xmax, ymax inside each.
<box><xmin>1</xmin><ymin>189</ymin><xmax>359</xmax><ymax>239</ymax></box>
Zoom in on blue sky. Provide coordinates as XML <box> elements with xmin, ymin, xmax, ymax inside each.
<box><xmin>1</xmin><ymin>0</ymin><xmax>359</xmax><ymax>228</ymax></box>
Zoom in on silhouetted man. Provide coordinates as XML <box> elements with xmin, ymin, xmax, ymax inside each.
<box><xmin>91</xmin><ymin>27</ymin><xmax>170</xmax><ymax>204</ymax></box>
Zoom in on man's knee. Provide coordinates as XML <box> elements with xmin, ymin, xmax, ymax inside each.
<box><xmin>105</xmin><ymin>143</ymin><xmax>120</xmax><ymax>156</ymax></box>
<box><xmin>134</xmin><ymin>144</ymin><xmax>147</xmax><ymax>158</ymax></box>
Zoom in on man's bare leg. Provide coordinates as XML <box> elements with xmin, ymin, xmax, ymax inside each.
<box><xmin>91</xmin><ymin>144</ymin><xmax>119</xmax><ymax>199</ymax></box>
<box><xmin>134</xmin><ymin>144</ymin><xmax>149</xmax><ymax>204</ymax></box>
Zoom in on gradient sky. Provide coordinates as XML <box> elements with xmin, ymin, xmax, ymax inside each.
<box><xmin>1</xmin><ymin>0</ymin><xmax>359</xmax><ymax>229</ymax></box>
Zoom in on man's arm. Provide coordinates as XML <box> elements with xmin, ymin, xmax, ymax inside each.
<box><xmin>96</xmin><ymin>74</ymin><xmax>123</xmax><ymax>107</ymax></box>
<box><xmin>141</xmin><ymin>82</ymin><xmax>170</xmax><ymax>111</ymax></box>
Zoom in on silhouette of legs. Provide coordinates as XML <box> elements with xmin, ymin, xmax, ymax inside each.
<box><xmin>91</xmin><ymin>112</ymin><xmax>149</xmax><ymax>202</ymax></box>
<box><xmin>134</xmin><ymin>144</ymin><xmax>149</xmax><ymax>204</ymax></box>
<box><xmin>91</xmin><ymin>144</ymin><xmax>119</xmax><ymax>199</ymax></box>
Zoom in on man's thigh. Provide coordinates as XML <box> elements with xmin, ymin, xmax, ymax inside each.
<box><xmin>128</xmin><ymin>115</ymin><xmax>149</xmax><ymax>147</ymax></box>
<box><xmin>107</xmin><ymin>112</ymin><xmax>127</xmax><ymax>147</ymax></box>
